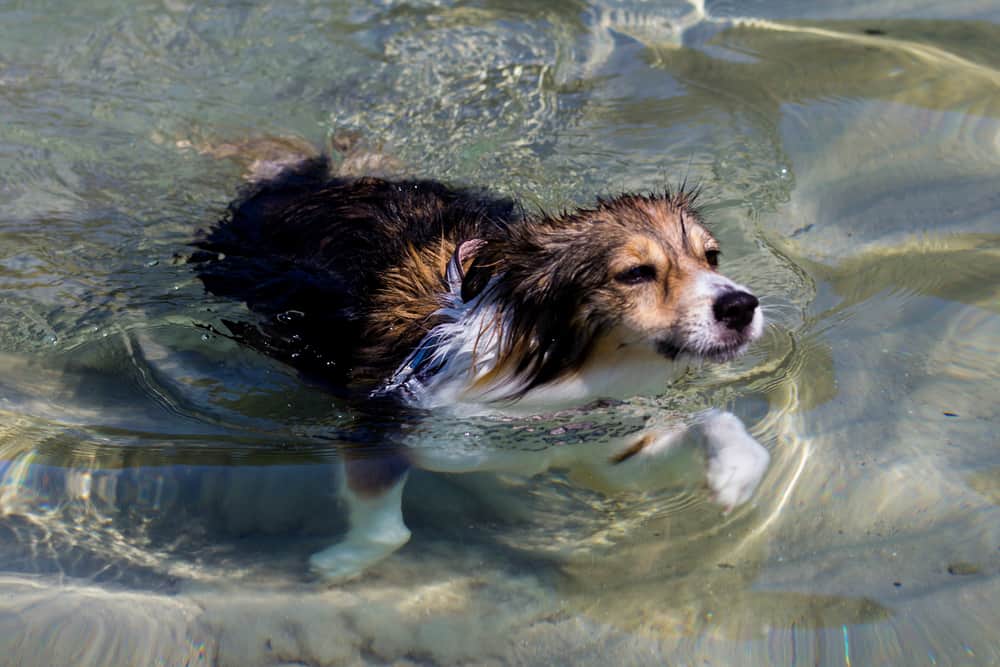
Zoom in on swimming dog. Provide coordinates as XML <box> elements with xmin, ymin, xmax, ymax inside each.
<box><xmin>192</xmin><ymin>151</ymin><xmax>769</xmax><ymax>581</ymax></box>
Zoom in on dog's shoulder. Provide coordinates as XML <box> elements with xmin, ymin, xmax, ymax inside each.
<box><xmin>193</xmin><ymin>161</ymin><xmax>519</xmax><ymax>391</ymax></box>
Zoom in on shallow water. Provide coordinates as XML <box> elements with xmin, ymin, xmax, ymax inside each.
<box><xmin>1</xmin><ymin>0</ymin><xmax>998</xmax><ymax>664</ymax></box>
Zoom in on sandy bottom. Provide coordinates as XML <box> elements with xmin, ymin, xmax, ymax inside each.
<box><xmin>2</xmin><ymin>538</ymin><xmax>998</xmax><ymax>667</ymax></box>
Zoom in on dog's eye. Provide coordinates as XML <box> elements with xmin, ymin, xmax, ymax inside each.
<box><xmin>705</xmin><ymin>249</ymin><xmax>720</xmax><ymax>267</ymax></box>
<box><xmin>614</xmin><ymin>265</ymin><xmax>657</xmax><ymax>285</ymax></box>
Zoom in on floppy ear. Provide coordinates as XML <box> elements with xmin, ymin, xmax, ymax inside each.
<box><xmin>445</xmin><ymin>239</ymin><xmax>493</xmax><ymax>302</ymax></box>
<box><xmin>445</xmin><ymin>239</ymin><xmax>485</xmax><ymax>295</ymax></box>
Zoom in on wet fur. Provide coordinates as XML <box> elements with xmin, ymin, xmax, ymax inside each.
<box><xmin>192</xmin><ymin>151</ymin><xmax>769</xmax><ymax>581</ymax></box>
<box><xmin>193</xmin><ymin>159</ymin><xmax>711</xmax><ymax>398</ymax></box>
<box><xmin>192</xmin><ymin>157</ymin><xmax>517</xmax><ymax>388</ymax></box>
<box><xmin>459</xmin><ymin>191</ymin><xmax>710</xmax><ymax>398</ymax></box>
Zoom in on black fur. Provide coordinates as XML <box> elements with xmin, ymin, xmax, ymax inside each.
<box><xmin>193</xmin><ymin>158</ymin><xmax>702</xmax><ymax>401</ymax></box>
<box><xmin>192</xmin><ymin>158</ymin><xmax>517</xmax><ymax>391</ymax></box>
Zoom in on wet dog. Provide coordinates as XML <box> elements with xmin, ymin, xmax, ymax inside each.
<box><xmin>192</xmin><ymin>151</ymin><xmax>769</xmax><ymax>580</ymax></box>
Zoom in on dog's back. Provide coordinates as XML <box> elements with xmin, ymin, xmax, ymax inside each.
<box><xmin>191</xmin><ymin>157</ymin><xmax>517</xmax><ymax>390</ymax></box>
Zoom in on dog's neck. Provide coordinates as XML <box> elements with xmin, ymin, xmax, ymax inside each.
<box><xmin>371</xmin><ymin>281</ymin><xmax>508</xmax><ymax>409</ymax></box>
<box><xmin>372</xmin><ymin>277</ymin><xmax>689</xmax><ymax>416</ymax></box>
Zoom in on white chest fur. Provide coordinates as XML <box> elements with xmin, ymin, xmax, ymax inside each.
<box><xmin>377</xmin><ymin>293</ymin><xmax>693</xmax><ymax>417</ymax></box>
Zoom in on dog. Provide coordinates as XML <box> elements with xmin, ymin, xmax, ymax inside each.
<box><xmin>191</xmin><ymin>150</ymin><xmax>770</xmax><ymax>581</ymax></box>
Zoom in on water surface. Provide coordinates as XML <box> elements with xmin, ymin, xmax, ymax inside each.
<box><xmin>1</xmin><ymin>0</ymin><xmax>998</xmax><ymax>664</ymax></box>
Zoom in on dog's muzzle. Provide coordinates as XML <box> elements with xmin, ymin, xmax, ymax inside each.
<box><xmin>655</xmin><ymin>288</ymin><xmax>762</xmax><ymax>362</ymax></box>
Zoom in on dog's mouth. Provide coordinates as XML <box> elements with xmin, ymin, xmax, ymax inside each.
<box><xmin>653</xmin><ymin>292</ymin><xmax>765</xmax><ymax>363</ymax></box>
<box><xmin>655</xmin><ymin>338</ymin><xmax>751</xmax><ymax>363</ymax></box>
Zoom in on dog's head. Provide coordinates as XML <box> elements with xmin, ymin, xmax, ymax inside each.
<box><xmin>459</xmin><ymin>190</ymin><xmax>763</xmax><ymax>397</ymax></box>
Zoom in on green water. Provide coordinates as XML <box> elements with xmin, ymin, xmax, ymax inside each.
<box><xmin>1</xmin><ymin>1</ymin><xmax>998</xmax><ymax>664</ymax></box>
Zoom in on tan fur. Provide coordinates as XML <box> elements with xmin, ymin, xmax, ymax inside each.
<box><xmin>592</xmin><ymin>199</ymin><xmax>720</xmax><ymax>352</ymax></box>
<box><xmin>359</xmin><ymin>238</ymin><xmax>457</xmax><ymax>379</ymax></box>
<box><xmin>464</xmin><ymin>192</ymin><xmax>724</xmax><ymax>393</ymax></box>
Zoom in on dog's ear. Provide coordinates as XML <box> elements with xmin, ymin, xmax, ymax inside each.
<box><xmin>445</xmin><ymin>239</ymin><xmax>492</xmax><ymax>302</ymax></box>
<box><xmin>446</xmin><ymin>238</ymin><xmax>484</xmax><ymax>295</ymax></box>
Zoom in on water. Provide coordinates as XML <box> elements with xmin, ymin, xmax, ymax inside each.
<box><xmin>1</xmin><ymin>0</ymin><xmax>998</xmax><ymax>664</ymax></box>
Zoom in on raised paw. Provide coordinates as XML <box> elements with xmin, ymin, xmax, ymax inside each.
<box><xmin>702</xmin><ymin>411</ymin><xmax>770</xmax><ymax>512</ymax></box>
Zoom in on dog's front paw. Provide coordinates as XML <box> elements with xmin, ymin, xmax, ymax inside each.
<box><xmin>702</xmin><ymin>411</ymin><xmax>770</xmax><ymax>512</ymax></box>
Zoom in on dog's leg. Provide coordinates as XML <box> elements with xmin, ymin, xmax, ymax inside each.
<box><xmin>568</xmin><ymin>411</ymin><xmax>769</xmax><ymax>510</ymax></box>
<box><xmin>699</xmin><ymin>409</ymin><xmax>770</xmax><ymax>511</ymax></box>
<box><xmin>173</xmin><ymin>132</ymin><xmax>325</xmax><ymax>183</ymax></box>
<box><xmin>309</xmin><ymin>452</ymin><xmax>411</xmax><ymax>582</ymax></box>
<box><xmin>567</xmin><ymin>426</ymin><xmax>695</xmax><ymax>494</ymax></box>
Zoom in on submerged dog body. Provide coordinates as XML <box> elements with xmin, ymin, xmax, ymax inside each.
<box><xmin>193</xmin><ymin>154</ymin><xmax>769</xmax><ymax>580</ymax></box>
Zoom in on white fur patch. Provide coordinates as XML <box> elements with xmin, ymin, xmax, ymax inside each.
<box><xmin>701</xmin><ymin>409</ymin><xmax>770</xmax><ymax>510</ymax></box>
<box><xmin>376</xmin><ymin>277</ymin><xmax>700</xmax><ymax>415</ymax></box>
<box><xmin>309</xmin><ymin>465</ymin><xmax>411</xmax><ymax>582</ymax></box>
<box><xmin>678</xmin><ymin>273</ymin><xmax>764</xmax><ymax>360</ymax></box>
<box><xmin>375</xmin><ymin>283</ymin><xmax>513</xmax><ymax>410</ymax></box>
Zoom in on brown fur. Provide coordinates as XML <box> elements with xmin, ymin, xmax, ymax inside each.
<box><xmin>358</xmin><ymin>238</ymin><xmax>457</xmax><ymax>378</ymax></box>
<box><xmin>195</xmin><ymin>159</ymin><xmax>722</xmax><ymax>398</ymax></box>
<box><xmin>455</xmin><ymin>190</ymin><xmax>719</xmax><ymax>398</ymax></box>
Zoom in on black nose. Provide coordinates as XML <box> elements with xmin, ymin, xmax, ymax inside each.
<box><xmin>713</xmin><ymin>291</ymin><xmax>759</xmax><ymax>330</ymax></box>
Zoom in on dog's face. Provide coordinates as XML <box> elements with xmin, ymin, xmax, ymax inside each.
<box><xmin>591</xmin><ymin>195</ymin><xmax>763</xmax><ymax>362</ymax></box>
<box><xmin>461</xmin><ymin>191</ymin><xmax>764</xmax><ymax>398</ymax></box>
